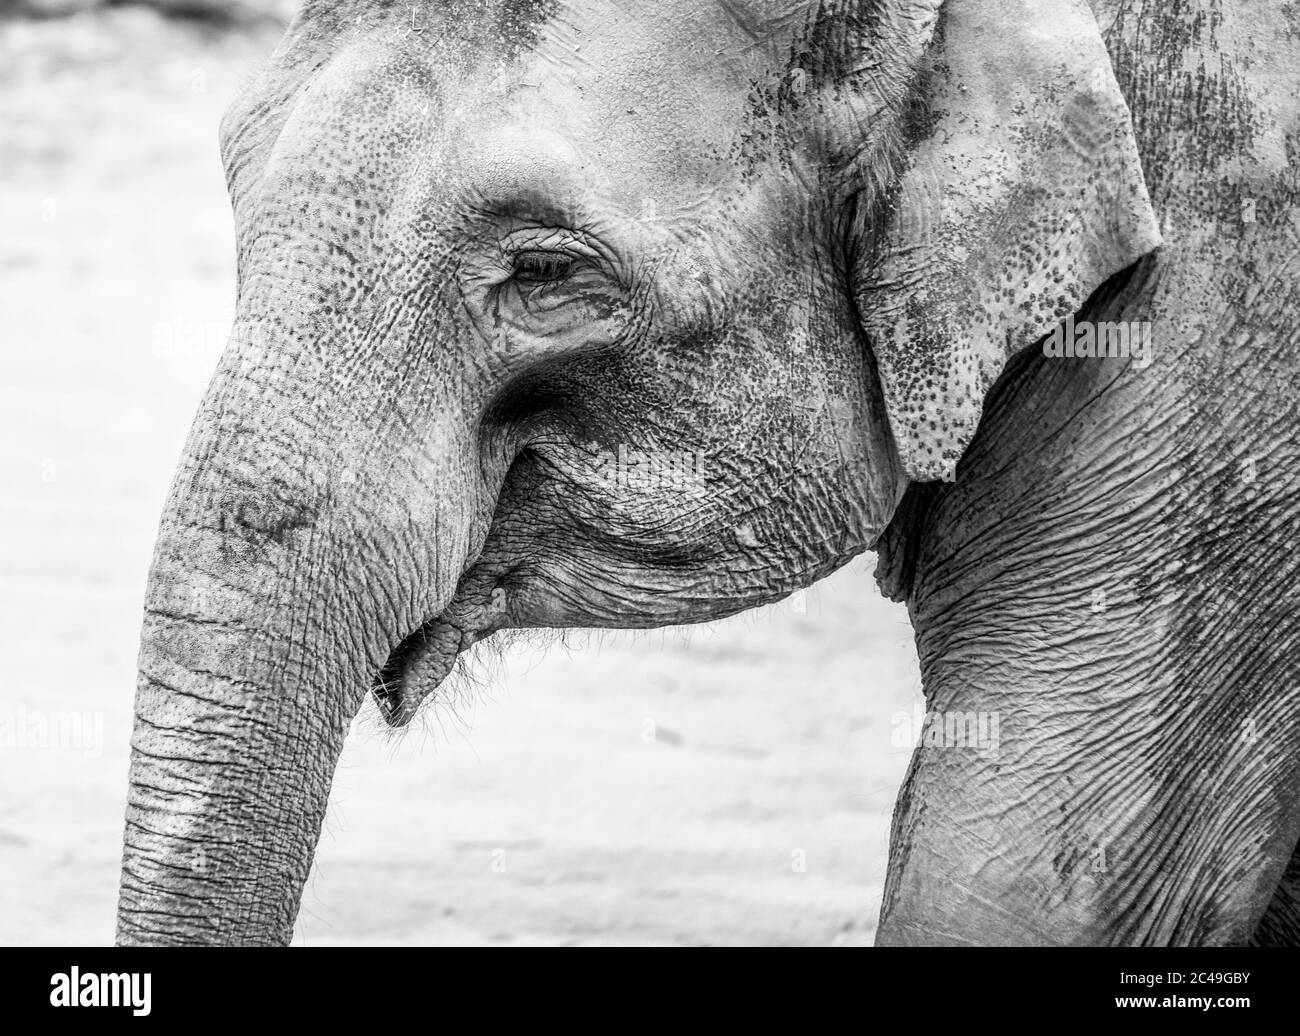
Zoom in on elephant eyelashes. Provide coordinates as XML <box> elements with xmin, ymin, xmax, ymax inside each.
<box><xmin>512</xmin><ymin>249</ymin><xmax>574</xmax><ymax>285</ymax></box>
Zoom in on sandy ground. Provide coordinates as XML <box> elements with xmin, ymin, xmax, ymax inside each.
<box><xmin>0</xmin><ymin>10</ymin><xmax>921</xmax><ymax>945</ymax></box>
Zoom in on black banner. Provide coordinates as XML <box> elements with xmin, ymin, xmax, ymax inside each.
<box><xmin>0</xmin><ymin>947</ymin><xmax>1291</xmax><ymax>1023</ymax></box>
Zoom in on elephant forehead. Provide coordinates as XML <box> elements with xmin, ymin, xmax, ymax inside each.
<box><xmin>232</xmin><ymin>2</ymin><xmax>822</xmax><ymax>255</ymax></box>
<box><xmin>517</xmin><ymin>0</ymin><xmax>803</xmax><ymax>117</ymax></box>
<box><xmin>450</xmin><ymin>2</ymin><xmax>811</xmax><ymax>216</ymax></box>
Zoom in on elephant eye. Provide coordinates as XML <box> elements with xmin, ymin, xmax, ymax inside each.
<box><xmin>512</xmin><ymin>249</ymin><xmax>575</xmax><ymax>284</ymax></box>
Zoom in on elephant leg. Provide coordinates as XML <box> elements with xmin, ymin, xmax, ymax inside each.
<box><xmin>1250</xmin><ymin>830</ymin><xmax>1300</xmax><ymax>946</ymax></box>
<box><xmin>875</xmin><ymin>659</ymin><xmax>1300</xmax><ymax>945</ymax></box>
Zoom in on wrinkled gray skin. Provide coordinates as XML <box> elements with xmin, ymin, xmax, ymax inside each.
<box><xmin>118</xmin><ymin>0</ymin><xmax>1300</xmax><ymax>946</ymax></box>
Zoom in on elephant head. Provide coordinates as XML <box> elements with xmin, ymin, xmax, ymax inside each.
<box><xmin>118</xmin><ymin>0</ymin><xmax>1159</xmax><ymax>944</ymax></box>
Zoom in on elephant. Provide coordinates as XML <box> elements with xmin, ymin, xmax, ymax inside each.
<box><xmin>116</xmin><ymin>0</ymin><xmax>1300</xmax><ymax>946</ymax></box>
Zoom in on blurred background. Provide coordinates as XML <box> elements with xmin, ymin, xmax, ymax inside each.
<box><xmin>0</xmin><ymin>0</ymin><xmax>920</xmax><ymax>945</ymax></box>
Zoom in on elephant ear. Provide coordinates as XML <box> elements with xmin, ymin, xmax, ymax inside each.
<box><xmin>846</xmin><ymin>0</ymin><xmax>1162</xmax><ymax>482</ymax></box>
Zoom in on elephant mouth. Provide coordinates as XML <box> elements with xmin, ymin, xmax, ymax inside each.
<box><xmin>372</xmin><ymin>615</ymin><xmax>484</xmax><ymax>728</ymax></box>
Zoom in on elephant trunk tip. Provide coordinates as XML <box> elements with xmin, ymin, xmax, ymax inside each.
<box><xmin>371</xmin><ymin>617</ymin><xmax>466</xmax><ymax>728</ymax></box>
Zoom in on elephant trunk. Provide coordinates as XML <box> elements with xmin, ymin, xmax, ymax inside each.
<box><xmin>116</xmin><ymin>510</ymin><xmax>362</xmax><ymax>944</ymax></box>
<box><xmin>116</xmin><ymin>374</ymin><xmax>476</xmax><ymax>944</ymax></box>
<box><xmin>117</xmin><ymin>643</ymin><xmax>347</xmax><ymax>946</ymax></box>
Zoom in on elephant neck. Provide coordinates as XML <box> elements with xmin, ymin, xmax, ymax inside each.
<box><xmin>872</xmin><ymin>2</ymin><xmax>1300</xmax><ymax>944</ymax></box>
<box><xmin>899</xmin><ymin>0</ymin><xmax>1300</xmax><ymax>713</ymax></box>
<box><xmin>902</xmin><ymin>232</ymin><xmax>1300</xmax><ymax>708</ymax></box>
<box><xmin>877</xmin><ymin>242</ymin><xmax>1300</xmax><ymax>942</ymax></box>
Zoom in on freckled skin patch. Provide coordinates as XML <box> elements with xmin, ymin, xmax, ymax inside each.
<box><xmin>853</xmin><ymin>1</ymin><xmax>1160</xmax><ymax>482</ymax></box>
